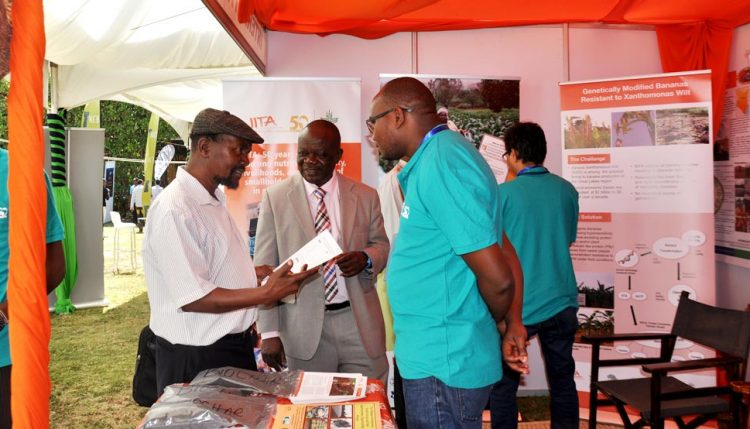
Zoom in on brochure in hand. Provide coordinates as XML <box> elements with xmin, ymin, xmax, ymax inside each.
<box><xmin>260</xmin><ymin>230</ymin><xmax>342</xmax><ymax>304</ymax></box>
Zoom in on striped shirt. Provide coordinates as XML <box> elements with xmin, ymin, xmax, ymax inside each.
<box><xmin>143</xmin><ymin>167</ymin><xmax>257</xmax><ymax>346</ymax></box>
<box><xmin>301</xmin><ymin>173</ymin><xmax>348</xmax><ymax>304</ymax></box>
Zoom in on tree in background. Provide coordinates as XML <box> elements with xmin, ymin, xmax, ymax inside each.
<box><xmin>478</xmin><ymin>80</ymin><xmax>520</xmax><ymax>112</ymax></box>
<box><xmin>65</xmin><ymin>102</ymin><xmax>181</xmax><ymax>220</ymax></box>
<box><xmin>428</xmin><ymin>78</ymin><xmax>463</xmax><ymax>107</ymax></box>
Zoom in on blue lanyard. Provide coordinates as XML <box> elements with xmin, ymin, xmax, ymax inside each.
<box><xmin>422</xmin><ymin>124</ymin><xmax>449</xmax><ymax>144</ymax></box>
<box><xmin>517</xmin><ymin>165</ymin><xmax>549</xmax><ymax>176</ymax></box>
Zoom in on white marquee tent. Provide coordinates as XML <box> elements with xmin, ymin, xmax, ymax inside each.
<box><xmin>43</xmin><ymin>0</ymin><xmax>261</xmax><ymax>140</ymax></box>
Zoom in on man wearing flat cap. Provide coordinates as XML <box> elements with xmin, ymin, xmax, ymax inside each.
<box><xmin>143</xmin><ymin>108</ymin><xmax>316</xmax><ymax>396</ymax></box>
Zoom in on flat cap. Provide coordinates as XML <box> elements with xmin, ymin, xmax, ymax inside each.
<box><xmin>190</xmin><ymin>108</ymin><xmax>264</xmax><ymax>143</ymax></box>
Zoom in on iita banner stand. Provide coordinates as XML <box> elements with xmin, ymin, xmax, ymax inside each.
<box><xmin>221</xmin><ymin>78</ymin><xmax>362</xmax><ymax>252</ymax></box>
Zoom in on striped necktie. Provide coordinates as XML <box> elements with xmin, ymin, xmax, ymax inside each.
<box><xmin>313</xmin><ymin>188</ymin><xmax>338</xmax><ymax>302</ymax></box>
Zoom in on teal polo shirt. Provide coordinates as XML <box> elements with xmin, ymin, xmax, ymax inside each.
<box><xmin>387</xmin><ymin>129</ymin><xmax>502</xmax><ymax>389</ymax></box>
<box><xmin>498</xmin><ymin>166</ymin><xmax>579</xmax><ymax>325</ymax></box>
<box><xmin>0</xmin><ymin>148</ymin><xmax>65</xmax><ymax>368</ymax></box>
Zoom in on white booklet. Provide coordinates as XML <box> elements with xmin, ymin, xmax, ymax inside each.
<box><xmin>262</xmin><ymin>230</ymin><xmax>343</xmax><ymax>304</ymax></box>
<box><xmin>289</xmin><ymin>372</ymin><xmax>368</xmax><ymax>404</ymax></box>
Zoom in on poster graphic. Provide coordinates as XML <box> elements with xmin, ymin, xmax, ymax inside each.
<box><xmin>222</xmin><ymin>79</ymin><xmax>361</xmax><ymax>254</ymax></box>
<box><xmin>378</xmin><ymin>74</ymin><xmax>519</xmax><ymax>177</ymax></box>
<box><xmin>714</xmin><ymin>69</ymin><xmax>750</xmax><ymax>267</ymax></box>
<box><xmin>560</xmin><ymin>71</ymin><xmax>716</xmax><ymax>391</ymax></box>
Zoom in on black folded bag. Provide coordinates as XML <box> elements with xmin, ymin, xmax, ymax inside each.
<box><xmin>132</xmin><ymin>325</ymin><xmax>158</xmax><ymax>407</ymax></box>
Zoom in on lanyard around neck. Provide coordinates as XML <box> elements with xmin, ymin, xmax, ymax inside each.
<box><xmin>517</xmin><ymin>165</ymin><xmax>549</xmax><ymax>176</ymax></box>
<box><xmin>422</xmin><ymin>124</ymin><xmax>449</xmax><ymax>145</ymax></box>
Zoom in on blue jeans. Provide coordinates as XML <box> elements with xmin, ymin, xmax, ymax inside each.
<box><xmin>490</xmin><ymin>306</ymin><xmax>579</xmax><ymax>429</ymax></box>
<box><xmin>402</xmin><ymin>376</ymin><xmax>492</xmax><ymax>429</ymax></box>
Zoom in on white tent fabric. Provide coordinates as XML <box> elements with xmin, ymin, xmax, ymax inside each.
<box><xmin>44</xmin><ymin>0</ymin><xmax>261</xmax><ymax>139</ymax></box>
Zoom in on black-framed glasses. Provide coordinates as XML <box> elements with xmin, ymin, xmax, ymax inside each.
<box><xmin>366</xmin><ymin>106</ymin><xmax>413</xmax><ymax>133</ymax></box>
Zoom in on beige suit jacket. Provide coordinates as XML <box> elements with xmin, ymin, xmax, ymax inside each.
<box><xmin>255</xmin><ymin>173</ymin><xmax>389</xmax><ymax>360</ymax></box>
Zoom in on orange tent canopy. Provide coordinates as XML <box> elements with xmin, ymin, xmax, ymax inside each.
<box><xmin>232</xmin><ymin>0</ymin><xmax>750</xmax><ymax>138</ymax></box>
<box><xmin>237</xmin><ymin>0</ymin><xmax>750</xmax><ymax>38</ymax></box>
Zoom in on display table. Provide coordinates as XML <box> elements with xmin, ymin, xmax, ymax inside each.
<box><xmin>138</xmin><ymin>377</ymin><xmax>395</xmax><ymax>429</ymax></box>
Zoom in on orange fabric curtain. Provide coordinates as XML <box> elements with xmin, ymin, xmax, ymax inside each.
<box><xmin>656</xmin><ymin>21</ymin><xmax>734</xmax><ymax>139</ymax></box>
<box><xmin>7</xmin><ymin>0</ymin><xmax>50</xmax><ymax>428</ymax></box>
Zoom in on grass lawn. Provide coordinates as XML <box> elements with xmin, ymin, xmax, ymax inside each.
<box><xmin>48</xmin><ymin>226</ymin><xmax>551</xmax><ymax>428</ymax></box>
<box><xmin>49</xmin><ymin>226</ymin><xmax>149</xmax><ymax>428</ymax></box>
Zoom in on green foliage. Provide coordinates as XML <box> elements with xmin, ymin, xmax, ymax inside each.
<box><xmin>564</xmin><ymin>115</ymin><xmax>611</xmax><ymax>149</ymax></box>
<box><xmin>65</xmin><ymin>102</ymin><xmax>181</xmax><ymax>220</ymax></box>
<box><xmin>577</xmin><ymin>310</ymin><xmax>615</xmax><ymax>335</ymax></box>
<box><xmin>577</xmin><ymin>280</ymin><xmax>614</xmax><ymax>308</ymax></box>
<box><xmin>449</xmin><ymin>107</ymin><xmax>519</xmax><ymax>147</ymax></box>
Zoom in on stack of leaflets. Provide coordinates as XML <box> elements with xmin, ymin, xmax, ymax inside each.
<box><xmin>191</xmin><ymin>367</ymin><xmax>368</xmax><ymax>404</ymax></box>
<box><xmin>288</xmin><ymin>372</ymin><xmax>368</xmax><ymax>404</ymax></box>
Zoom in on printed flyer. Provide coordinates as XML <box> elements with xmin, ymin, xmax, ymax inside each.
<box><xmin>560</xmin><ymin>71</ymin><xmax>716</xmax><ymax>391</ymax></box>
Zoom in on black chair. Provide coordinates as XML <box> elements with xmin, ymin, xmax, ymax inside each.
<box><xmin>584</xmin><ymin>291</ymin><xmax>750</xmax><ymax>429</ymax></box>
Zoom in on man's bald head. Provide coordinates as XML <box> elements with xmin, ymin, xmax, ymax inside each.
<box><xmin>368</xmin><ymin>77</ymin><xmax>443</xmax><ymax>161</ymax></box>
<box><xmin>376</xmin><ymin>77</ymin><xmax>437</xmax><ymax>114</ymax></box>
<box><xmin>301</xmin><ymin>119</ymin><xmax>341</xmax><ymax>147</ymax></box>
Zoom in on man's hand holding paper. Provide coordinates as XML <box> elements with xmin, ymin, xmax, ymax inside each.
<box><xmin>260</xmin><ymin>261</ymin><xmax>318</xmax><ymax>305</ymax></box>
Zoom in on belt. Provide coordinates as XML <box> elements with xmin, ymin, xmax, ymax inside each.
<box><xmin>325</xmin><ymin>301</ymin><xmax>351</xmax><ymax>312</ymax></box>
<box><xmin>225</xmin><ymin>324</ymin><xmax>257</xmax><ymax>340</ymax></box>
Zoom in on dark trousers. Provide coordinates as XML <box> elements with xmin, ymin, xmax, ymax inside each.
<box><xmin>490</xmin><ymin>306</ymin><xmax>579</xmax><ymax>429</ymax></box>
<box><xmin>131</xmin><ymin>207</ymin><xmax>143</xmax><ymax>223</ymax></box>
<box><xmin>0</xmin><ymin>365</ymin><xmax>9</xmax><ymax>429</ymax></box>
<box><xmin>393</xmin><ymin>360</ymin><xmax>407</xmax><ymax>428</ymax></box>
<box><xmin>154</xmin><ymin>330</ymin><xmax>257</xmax><ymax>397</ymax></box>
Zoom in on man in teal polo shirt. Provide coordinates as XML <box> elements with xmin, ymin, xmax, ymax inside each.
<box><xmin>490</xmin><ymin>122</ymin><xmax>580</xmax><ymax>429</ymax></box>
<box><xmin>368</xmin><ymin>77</ymin><xmax>518</xmax><ymax>429</ymax></box>
<box><xmin>0</xmin><ymin>148</ymin><xmax>66</xmax><ymax>429</ymax></box>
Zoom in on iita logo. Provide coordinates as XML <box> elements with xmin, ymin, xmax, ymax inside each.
<box><xmin>0</xmin><ymin>207</ymin><xmax>7</xmax><ymax>219</ymax></box>
<box><xmin>247</xmin><ymin>116</ymin><xmax>278</xmax><ymax>129</ymax></box>
<box><xmin>400</xmin><ymin>204</ymin><xmax>409</xmax><ymax>219</ymax></box>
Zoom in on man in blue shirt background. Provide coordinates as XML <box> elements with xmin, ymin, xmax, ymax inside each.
<box><xmin>490</xmin><ymin>122</ymin><xmax>580</xmax><ymax>429</ymax></box>
<box><xmin>368</xmin><ymin>76</ymin><xmax>519</xmax><ymax>429</ymax></box>
<box><xmin>0</xmin><ymin>148</ymin><xmax>66</xmax><ymax>429</ymax></box>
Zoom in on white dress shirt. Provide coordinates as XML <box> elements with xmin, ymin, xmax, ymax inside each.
<box><xmin>151</xmin><ymin>184</ymin><xmax>163</xmax><ymax>200</ymax></box>
<box><xmin>143</xmin><ymin>167</ymin><xmax>257</xmax><ymax>346</ymax></box>
<box><xmin>377</xmin><ymin>160</ymin><xmax>406</xmax><ymax>244</ymax></box>
<box><xmin>302</xmin><ymin>173</ymin><xmax>349</xmax><ymax>304</ymax></box>
<box><xmin>130</xmin><ymin>184</ymin><xmax>144</xmax><ymax>209</ymax></box>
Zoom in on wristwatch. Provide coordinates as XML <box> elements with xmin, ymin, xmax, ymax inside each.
<box><xmin>363</xmin><ymin>252</ymin><xmax>373</xmax><ymax>274</ymax></box>
<box><xmin>0</xmin><ymin>309</ymin><xmax>7</xmax><ymax>331</ymax></box>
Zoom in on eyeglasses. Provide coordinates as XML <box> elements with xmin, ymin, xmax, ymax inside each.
<box><xmin>366</xmin><ymin>106</ymin><xmax>413</xmax><ymax>133</ymax></box>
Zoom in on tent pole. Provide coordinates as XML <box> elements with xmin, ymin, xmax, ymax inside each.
<box><xmin>48</xmin><ymin>62</ymin><xmax>59</xmax><ymax>112</ymax></box>
<box><xmin>562</xmin><ymin>23</ymin><xmax>570</xmax><ymax>82</ymax></box>
<box><xmin>43</xmin><ymin>60</ymin><xmax>49</xmax><ymax>111</ymax></box>
<box><xmin>411</xmin><ymin>32</ymin><xmax>419</xmax><ymax>74</ymax></box>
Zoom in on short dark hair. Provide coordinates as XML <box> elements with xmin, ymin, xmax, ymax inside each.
<box><xmin>503</xmin><ymin>122</ymin><xmax>547</xmax><ymax>165</ymax></box>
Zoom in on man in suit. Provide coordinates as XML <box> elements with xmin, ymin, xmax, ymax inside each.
<box><xmin>256</xmin><ymin>119</ymin><xmax>390</xmax><ymax>383</ymax></box>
